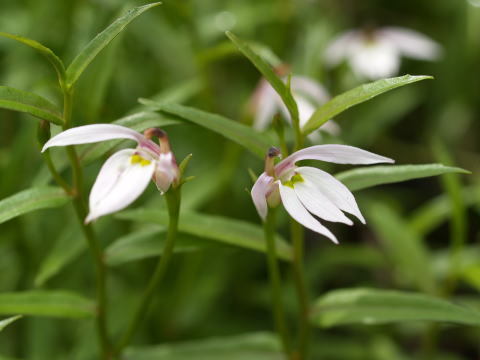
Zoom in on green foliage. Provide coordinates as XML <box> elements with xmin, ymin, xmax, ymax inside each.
<box><xmin>0</xmin><ymin>316</ymin><xmax>21</xmax><ymax>333</ymax></box>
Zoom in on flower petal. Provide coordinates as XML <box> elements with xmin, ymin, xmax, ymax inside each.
<box><xmin>325</xmin><ymin>30</ymin><xmax>359</xmax><ymax>67</ymax></box>
<box><xmin>279</xmin><ymin>183</ymin><xmax>338</xmax><ymax>243</ymax></box>
<box><xmin>251</xmin><ymin>172</ymin><xmax>274</xmax><ymax>220</ymax></box>
<box><xmin>349</xmin><ymin>39</ymin><xmax>400</xmax><ymax>80</ymax></box>
<box><xmin>291</xmin><ymin>76</ymin><xmax>329</xmax><ymax>104</ymax></box>
<box><xmin>379</xmin><ymin>27</ymin><xmax>442</xmax><ymax>60</ymax></box>
<box><xmin>252</xmin><ymin>81</ymin><xmax>281</xmax><ymax>130</ymax></box>
<box><xmin>85</xmin><ymin>149</ymin><xmax>155</xmax><ymax>223</ymax></box>
<box><xmin>42</xmin><ymin>124</ymin><xmax>145</xmax><ymax>152</ymax></box>
<box><xmin>276</xmin><ymin>144</ymin><xmax>394</xmax><ymax>176</ymax></box>
<box><xmin>297</xmin><ymin>166</ymin><xmax>365</xmax><ymax>224</ymax></box>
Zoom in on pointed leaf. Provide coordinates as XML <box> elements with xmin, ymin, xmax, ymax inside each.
<box><xmin>0</xmin><ymin>86</ymin><xmax>63</xmax><ymax>125</ymax></box>
<box><xmin>66</xmin><ymin>2</ymin><xmax>161</xmax><ymax>86</ymax></box>
<box><xmin>116</xmin><ymin>209</ymin><xmax>293</xmax><ymax>261</ymax></box>
<box><xmin>0</xmin><ymin>315</ymin><xmax>22</xmax><ymax>333</ymax></box>
<box><xmin>0</xmin><ymin>187</ymin><xmax>70</xmax><ymax>225</ymax></box>
<box><xmin>311</xmin><ymin>288</ymin><xmax>480</xmax><ymax>327</ymax></box>
<box><xmin>226</xmin><ymin>31</ymin><xmax>299</xmax><ymax>124</ymax></box>
<box><xmin>303</xmin><ymin>75</ymin><xmax>433</xmax><ymax>135</ymax></box>
<box><xmin>142</xmin><ymin>101</ymin><xmax>271</xmax><ymax>158</ymax></box>
<box><xmin>0</xmin><ymin>291</ymin><xmax>94</xmax><ymax>318</ymax></box>
<box><xmin>336</xmin><ymin>164</ymin><xmax>469</xmax><ymax>192</ymax></box>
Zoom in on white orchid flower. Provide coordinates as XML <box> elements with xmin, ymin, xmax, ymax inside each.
<box><xmin>251</xmin><ymin>74</ymin><xmax>340</xmax><ymax>138</ymax></box>
<box><xmin>42</xmin><ymin>124</ymin><xmax>179</xmax><ymax>223</ymax></box>
<box><xmin>325</xmin><ymin>26</ymin><xmax>442</xmax><ymax>80</ymax></box>
<box><xmin>251</xmin><ymin>145</ymin><xmax>394</xmax><ymax>243</ymax></box>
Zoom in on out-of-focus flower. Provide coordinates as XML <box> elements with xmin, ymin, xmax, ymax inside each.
<box><xmin>42</xmin><ymin>124</ymin><xmax>179</xmax><ymax>223</ymax></box>
<box><xmin>325</xmin><ymin>27</ymin><xmax>442</xmax><ymax>80</ymax></box>
<box><xmin>251</xmin><ymin>145</ymin><xmax>393</xmax><ymax>243</ymax></box>
<box><xmin>250</xmin><ymin>72</ymin><xmax>339</xmax><ymax>137</ymax></box>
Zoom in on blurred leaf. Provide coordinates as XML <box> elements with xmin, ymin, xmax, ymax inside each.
<box><xmin>225</xmin><ymin>31</ymin><xmax>298</xmax><ymax>123</ymax></box>
<box><xmin>311</xmin><ymin>288</ymin><xmax>480</xmax><ymax>327</ymax></box>
<box><xmin>303</xmin><ymin>75</ymin><xmax>433</xmax><ymax>135</ymax></box>
<box><xmin>0</xmin><ymin>86</ymin><xmax>63</xmax><ymax>125</ymax></box>
<box><xmin>0</xmin><ymin>187</ymin><xmax>70</xmax><ymax>225</ymax></box>
<box><xmin>336</xmin><ymin>164</ymin><xmax>469</xmax><ymax>192</ymax></box>
<box><xmin>66</xmin><ymin>2</ymin><xmax>161</xmax><ymax>87</ymax></box>
<box><xmin>0</xmin><ymin>315</ymin><xmax>22</xmax><ymax>332</ymax></box>
<box><xmin>116</xmin><ymin>208</ymin><xmax>293</xmax><ymax>261</ymax></box>
<box><xmin>0</xmin><ymin>32</ymin><xmax>65</xmax><ymax>84</ymax></box>
<box><xmin>124</xmin><ymin>332</ymin><xmax>281</xmax><ymax>360</ymax></box>
<box><xmin>366</xmin><ymin>202</ymin><xmax>434</xmax><ymax>292</ymax></box>
<box><xmin>0</xmin><ymin>291</ymin><xmax>94</xmax><ymax>318</ymax></box>
<box><xmin>142</xmin><ymin>101</ymin><xmax>271</xmax><ymax>158</ymax></box>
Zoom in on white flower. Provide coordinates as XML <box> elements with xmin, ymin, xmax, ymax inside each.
<box><xmin>325</xmin><ymin>27</ymin><xmax>442</xmax><ymax>80</ymax></box>
<box><xmin>251</xmin><ymin>145</ymin><xmax>394</xmax><ymax>243</ymax></box>
<box><xmin>42</xmin><ymin>124</ymin><xmax>179</xmax><ymax>223</ymax></box>
<box><xmin>251</xmin><ymin>74</ymin><xmax>340</xmax><ymax>138</ymax></box>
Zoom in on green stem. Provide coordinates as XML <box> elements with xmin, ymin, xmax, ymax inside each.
<box><xmin>42</xmin><ymin>149</ymin><xmax>71</xmax><ymax>194</ymax></box>
<box><xmin>116</xmin><ymin>188</ymin><xmax>181</xmax><ymax>354</ymax></box>
<box><xmin>264</xmin><ymin>209</ymin><xmax>292</xmax><ymax>357</ymax></box>
<box><xmin>290</xmin><ymin>220</ymin><xmax>310</xmax><ymax>360</ymax></box>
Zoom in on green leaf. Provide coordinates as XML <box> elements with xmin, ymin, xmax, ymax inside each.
<box><xmin>0</xmin><ymin>187</ymin><xmax>70</xmax><ymax>225</ymax></box>
<box><xmin>141</xmin><ymin>101</ymin><xmax>271</xmax><ymax>158</ymax></box>
<box><xmin>0</xmin><ymin>32</ymin><xmax>66</xmax><ymax>84</ymax></box>
<box><xmin>116</xmin><ymin>209</ymin><xmax>293</xmax><ymax>261</ymax></box>
<box><xmin>311</xmin><ymin>288</ymin><xmax>480</xmax><ymax>327</ymax></box>
<box><xmin>0</xmin><ymin>86</ymin><xmax>63</xmax><ymax>125</ymax></box>
<box><xmin>0</xmin><ymin>291</ymin><xmax>94</xmax><ymax>318</ymax></box>
<box><xmin>336</xmin><ymin>164</ymin><xmax>469</xmax><ymax>192</ymax></box>
<box><xmin>66</xmin><ymin>2</ymin><xmax>161</xmax><ymax>87</ymax></box>
<box><xmin>124</xmin><ymin>332</ymin><xmax>281</xmax><ymax>360</ymax></box>
<box><xmin>225</xmin><ymin>31</ymin><xmax>299</xmax><ymax>124</ymax></box>
<box><xmin>0</xmin><ymin>315</ymin><xmax>22</xmax><ymax>332</ymax></box>
<box><xmin>303</xmin><ymin>75</ymin><xmax>433</xmax><ymax>135</ymax></box>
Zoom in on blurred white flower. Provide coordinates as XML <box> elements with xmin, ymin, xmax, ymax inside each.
<box><xmin>325</xmin><ymin>27</ymin><xmax>442</xmax><ymax>80</ymax></box>
<box><xmin>250</xmin><ymin>73</ymin><xmax>340</xmax><ymax>138</ymax></box>
<box><xmin>251</xmin><ymin>145</ymin><xmax>393</xmax><ymax>243</ymax></box>
<box><xmin>42</xmin><ymin>125</ymin><xmax>179</xmax><ymax>223</ymax></box>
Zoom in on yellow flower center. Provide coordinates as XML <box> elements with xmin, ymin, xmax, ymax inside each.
<box><xmin>283</xmin><ymin>173</ymin><xmax>304</xmax><ymax>188</ymax></box>
<box><xmin>130</xmin><ymin>154</ymin><xmax>151</xmax><ymax>166</ymax></box>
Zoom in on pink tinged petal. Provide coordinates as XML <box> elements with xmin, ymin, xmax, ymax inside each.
<box><xmin>297</xmin><ymin>166</ymin><xmax>365</xmax><ymax>224</ymax></box>
<box><xmin>379</xmin><ymin>27</ymin><xmax>442</xmax><ymax>60</ymax></box>
<box><xmin>290</xmin><ymin>76</ymin><xmax>329</xmax><ymax>104</ymax></box>
<box><xmin>153</xmin><ymin>152</ymin><xmax>178</xmax><ymax>193</ymax></box>
<box><xmin>85</xmin><ymin>149</ymin><xmax>155</xmax><ymax>223</ymax></box>
<box><xmin>278</xmin><ymin>183</ymin><xmax>338</xmax><ymax>243</ymax></box>
<box><xmin>324</xmin><ymin>30</ymin><xmax>360</xmax><ymax>67</ymax></box>
<box><xmin>253</xmin><ymin>81</ymin><xmax>282</xmax><ymax>130</ymax></box>
<box><xmin>42</xmin><ymin>124</ymin><xmax>145</xmax><ymax>152</ymax></box>
<box><xmin>251</xmin><ymin>173</ymin><xmax>274</xmax><ymax>220</ymax></box>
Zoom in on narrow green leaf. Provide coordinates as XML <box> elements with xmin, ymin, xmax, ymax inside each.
<box><xmin>116</xmin><ymin>209</ymin><xmax>293</xmax><ymax>261</ymax></box>
<box><xmin>125</xmin><ymin>332</ymin><xmax>281</xmax><ymax>360</ymax></box>
<box><xmin>336</xmin><ymin>164</ymin><xmax>469</xmax><ymax>192</ymax></box>
<box><xmin>303</xmin><ymin>75</ymin><xmax>433</xmax><ymax>135</ymax></box>
<box><xmin>0</xmin><ymin>32</ymin><xmax>66</xmax><ymax>84</ymax></box>
<box><xmin>0</xmin><ymin>291</ymin><xmax>94</xmax><ymax>318</ymax></box>
<box><xmin>141</xmin><ymin>101</ymin><xmax>271</xmax><ymax>158</ymax></box>
<box><xmin>66</xmin><ymin>2</ymin><xmax>161</xmax><ymax>87</ymax></box>
<box><xmin>0</xmin><ymin>187</ymin><xmax>70</xmax><ymax>225</ymax></box>
<box><xmin>0</xmin><ymin>315</ymin><xmax>22</xmax><ymax>332</ymax></box>
<box><xmin>311</xmin><ymin>288</ymin><xmax>480</xmax><ymax>327</ymax></box>
<box><xmin>225</xmin><ymin>31</ymin><xmax>299</xmax><ymax>123</ymax></box>
<box><xmin>0</xmin><ymin>86</ymin><xmax>63</xmax><ymax>125</ymax></box>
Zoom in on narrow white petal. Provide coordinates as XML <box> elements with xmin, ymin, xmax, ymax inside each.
<box><xmin>290</xmin><ymin>76</ymin><xmax>329</xmax><ymax>104</ymax></box>
<box><xmin>379</xmin><ymin>27</ymin><xmax>442</xmax><ymax>60</ymax></box>
<box><xmin>325</xmin><ymin>30</ymin><xmax>360</xmax><ymax>67</ymax></box>
<box><xmin>298</xmin><ymin>166</ymin><xmax>365</xmax><ymax>223</ymax></box>
<box><xmin>85</xmin><ymin>149</ymin><xmax>155</xmax><ymax>223</ymax></box>
<box><xmin>295</xmin><ymin>96</ymin><xmax>316</xmax><ymax>128</ymax></box>
<box><xmin>294</xmin><ymin>180</ymin><xmax>353</xmax><ymax>225</ymax></box>
<box><xmin>251</xmin><ymin>173</ymin><xmax>274</xmax><ymax>220</ymax></box>
<box><xmin>276</xmin><ymin>144</ymin><xmax>394</xmax><ymax>176</ymax></box>
<box><xmin>279</xmin><ymin>183</ymin><xmax>338</xmax><ymax>243</ymax></box>
<box><xmin>42</xmin><ymin>124</ymin><xmax>144</xmax><ymax>152</ymax></box>
<box><xmin>349</xmin><ymin>40</ymin><xmax>400</xmax><ymax>80</ymax></box>
<box><xmin>253</xmin><ymin>81</ymin><xmax>282</xmax><ymax>130</ymax></box>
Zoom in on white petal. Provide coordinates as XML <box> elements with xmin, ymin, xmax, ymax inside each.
<box><xmin>379</xmin><ymin>27</ymin><xmax>442</xmax><ymax>60</ymax></box>
<box><xmin>290</xmin><ymin>76</ymin><xmax>329</xmax><ymax>104</ymax></box>
<box><xmin>295</xmin><ymin>96</ymin><xmax>316</xmax><ymax>128</ymax></box>
<box><xmin>252</xmin><ymin>81</ymin><xmax>282</xmax><ymax>130</ymax></box>
<box><xmin>294</xmin><ymin>179</ymin><xmax>353</xmax><ymax>225</ymax></box>
<box><xmin>349</xmin><ymin>39</ymin><xmax>400</xmax><ymax>80</ymax></box>
<box><xmin>279</xmin><ymin>183</ymin><xmax>338</xmax><ymax>243</ymax></box>
<box><xmin>276</xmin><ymin>144</ymin><xmax>394</xmax><ymax>176</ymax></box>
<box><xmin>251</xmin><ymin>173</ymin><xmax>274</xmax><ymax>220</ymax></box>
<box><xmin>153</xmin><ymin>152</ymin><xmax>178</xmax><ymax>193</ymax></box>
<box><xmin>42</xmin><ymin>124</ymin><xmax>145</xmax><ymax>152</ymax></box>
<box><xmin>297</xmin><ymin>166</ymin><xmax>365</xmax><ymax>223</ymax></box>
<box><xmin>85</xmin><ymin>149</ymin><xmax>155</xmax><ymax>223</ymax></box>
<box><xmin>325</xmin><ymin>30</ymin><xmax>360</xmax><ymax>67</ymax></box>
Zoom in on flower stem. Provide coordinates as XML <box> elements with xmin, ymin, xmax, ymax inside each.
<box><xmin>42</xmin><ymin>149</ymin><xmax>71</xmax><ymax>194</ymax></box>
<box><xmin>116</xmin><ymin>187</ymin><xmax>181</xmax><ymax>355</ymax></box>
<box><xmin>264</xmin><ymin>209</ymin><xmax>292</xmax><ymax>357</ymax></box>
<box><xmin>290</xmin><ymin>219</ymin><xmax>310</xmax><ymax>360</ymax></box>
